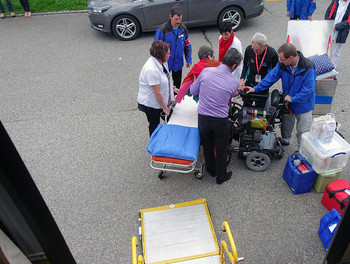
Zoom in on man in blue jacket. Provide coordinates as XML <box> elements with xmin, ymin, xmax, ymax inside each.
<box><xmin>243</xmin><ymin>43</ymin><xmax>316</xmax><ymax>146</ymax></box>
<box><xmin>287</xmin><ymin>0</ymin><xmax>316</xmax><ymax>20</ymax></box>
<box><xmin>154</xmin><ymin>6</ymin><xmax>192</xmax><ymax>90</ymax></box>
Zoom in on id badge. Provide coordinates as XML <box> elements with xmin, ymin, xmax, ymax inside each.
<box><xmin>255</xmin><ymin>74</ymin><xmax>262</xmax><ymax>83</ymax></box>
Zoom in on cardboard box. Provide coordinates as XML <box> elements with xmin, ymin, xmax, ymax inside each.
<box><xmin>313</xmin><ymin>79</ymin><xmax>337</xmax><ymax>115</ymax></box>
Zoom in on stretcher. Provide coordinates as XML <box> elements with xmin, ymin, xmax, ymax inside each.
<box><xmin>147</xmin><ymin>96</ymin><xmax>203</xmax><ymax>179</ymax></box>
<box><xmin>131</xmin><ymin>199</ymin><xmax>244</xmax><ymax>264</ymax></box>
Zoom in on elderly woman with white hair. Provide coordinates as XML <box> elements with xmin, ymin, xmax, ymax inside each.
<box><xmin>239</xmin><ymin>32</ymin><xmax>279</xmax><ymax>107</ymax></box>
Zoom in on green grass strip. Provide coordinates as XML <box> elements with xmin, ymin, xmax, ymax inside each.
<box><xmin>1</xmin><ymin>0</ymin><xmax>88</xmax><ymax>15</ymax></box>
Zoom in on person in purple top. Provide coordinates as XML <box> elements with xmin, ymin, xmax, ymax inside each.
<box><xmin>190</xmin><ymin>48</ymin><xmax>242</xmax><ymax>184</ymax></box>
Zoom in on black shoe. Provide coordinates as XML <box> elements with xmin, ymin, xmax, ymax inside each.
<box><xmin>216</xmin><ymin>171</ymin><xmax>232</xmax><ymax>185</ymax></box>
<box><xmin>278</xmin><ymin>137</ymin><xmax>290</xmax><ymax>146</ymax></box>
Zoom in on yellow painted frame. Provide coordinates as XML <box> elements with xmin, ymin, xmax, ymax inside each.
<box><xmin>132</xmin><ymin>236</ymin><xmax>145</xmax><ymax>264</ymax></box>
<box><xmin>139</xmin><ymin>199</ymin><xmax>219</xmax><ymax>264</ymax></box>
<box><xmin>220</xmin><ymin>221</ymin><xmax>239</xmax><ymax>264</ymax></box>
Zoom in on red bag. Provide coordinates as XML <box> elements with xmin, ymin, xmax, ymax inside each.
<box><xmin>321</xmin><ymin>179</ymin><xmax>350</xmax><ymax>214</ymax></box>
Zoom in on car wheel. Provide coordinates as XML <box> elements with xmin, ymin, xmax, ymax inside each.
<box><xmin>219</xmin><ymin>6</ymin><xmax>244</xmax><ymax>31</ymax></box>
<box><xmin>111</xmin><ymin>14</ymin><xmax>141</xmax><ymax>41</ymax></box>
<box><xmin>246</xmin><ymin>151</ymin><xmax>271</xmax><ymax>172</ymax></box>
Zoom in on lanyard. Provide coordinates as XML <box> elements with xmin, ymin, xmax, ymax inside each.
<box><xmin>162</xmin><ymin>64</ymin><xmax>172</xmax><ymax>106</ymax></box>
<box><xmin>255</xmin><ymin>47</ymin><xmax>267</xmax><ymax>74</ymax></box>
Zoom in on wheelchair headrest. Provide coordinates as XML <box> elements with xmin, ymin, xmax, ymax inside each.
<box><xmin>270</xmin><ymin>89</ymin><xmax>280</xmax><ymax>108</ymax></box>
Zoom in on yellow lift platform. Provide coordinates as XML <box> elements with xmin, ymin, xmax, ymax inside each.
<box><xmin>132</xmin><ymin>199</ymin><xmax>244</xmax><ymax>264</ymax></box>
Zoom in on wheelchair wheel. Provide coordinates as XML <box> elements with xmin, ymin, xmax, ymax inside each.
<box><xmin>246</xmin><ymin>151</ymin><xmax>271</xmax><ymax>172</ymax></box>
<box><xmin>274</xmin><ymin>139</ymin><xmax>284</xmax><ymax>159</ymax></box>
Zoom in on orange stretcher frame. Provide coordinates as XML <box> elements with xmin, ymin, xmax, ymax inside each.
<box><xmin>151</xmin><ymin>156</ymin><xmax>194</xmax><ymax>165</ymax></box>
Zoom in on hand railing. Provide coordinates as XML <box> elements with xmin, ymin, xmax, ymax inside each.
<box><xmin>220</xmin><ymin>221</ymin><xmax>244</xmax><ymax>264</ymax></box>
<box><xmin>132</xmin><ymin>236</ymin><xmax>144</xmax><ymax>264</ymax></box>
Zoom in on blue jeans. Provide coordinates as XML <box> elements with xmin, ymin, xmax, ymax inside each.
<box><xmin>0</xmin><ymin>0</ymin><xmax>14</xmax><ymax>13</ymax></box>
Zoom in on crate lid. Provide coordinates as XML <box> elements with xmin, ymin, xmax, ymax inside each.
<box><xmin>319</xmin><ymin>167</ymin><xmax>343</xmax><ymax>176</ymax></box>
<box><xmin>301</xmin><ymin>132</ymin><xmax>350</xmax><ymax>155</ymax></box>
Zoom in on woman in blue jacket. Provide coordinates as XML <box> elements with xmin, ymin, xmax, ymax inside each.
<box><xmin>287</xmin><ymin>0</ymin><xmax>316</xmax><ymax>20</ymax></box>
<box><xmin>325</xmin><ymin>0</ymin><xmax>350</xmax><ymax>68</ymax></box>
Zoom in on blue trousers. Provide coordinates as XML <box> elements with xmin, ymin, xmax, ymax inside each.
<box><xmin>0</xmin><ymin>0</ymin><xmax>14</xmax><ymax>13</ymax></box>
<box><xmin>19</xmin><ymin>0</ymin><xmax>30</xmax><ymax>12</ymax></box>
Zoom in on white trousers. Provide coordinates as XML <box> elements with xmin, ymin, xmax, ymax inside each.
<box><xmin>332</xmin><ymin>41</ymin><xmax>343</xmax><ymax>69</ymax></box>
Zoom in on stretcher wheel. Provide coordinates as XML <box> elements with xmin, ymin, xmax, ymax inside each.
<box><xmin>158</xmin><ymin>170</ymin><xmax>165</xmax><ymax>179</ymax></box>
<box><xmin>246</xmin><ymin>151</ymin><xmax>271</xmax><ymax>172</ymax></box>
<box><xmin>195</xmin><ymin>170</ymin><xmax>203</xmax><ymax>179</ymax></box>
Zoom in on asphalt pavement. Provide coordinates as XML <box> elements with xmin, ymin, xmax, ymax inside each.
<box><xmin>1</xmin><ymin>1</ymin><xmax>350</xmax><ymax>263</ymax></box>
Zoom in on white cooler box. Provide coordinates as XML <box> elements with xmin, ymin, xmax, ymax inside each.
<box><xmin>299</xmin><ymin>132</ymin><xmax>350</xmax><ymax>174</ymax></box>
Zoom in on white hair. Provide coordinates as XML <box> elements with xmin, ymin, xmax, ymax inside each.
<box><xmin>252</xmin><ymin>32</ymin><xmax>267</xmax><ymax>47</ymax></box>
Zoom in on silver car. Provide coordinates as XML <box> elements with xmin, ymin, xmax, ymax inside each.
<box><xmin>87</xmin><ymin>0</ymin><xmax>264</xmax><ymax>41</ymax></box>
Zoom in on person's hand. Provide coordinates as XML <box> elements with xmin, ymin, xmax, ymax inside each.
<box><xmin>287</xmin><ymin>11</ymin><xmax>290</xmax><ymax>18</ymax></box>
<box><xmin>238</xmin><ymin>79</ymin><xmax>245</xmax><ymax>91</ymax></box>
<box><xmin>244</xmin><ymin>86</ymin><xmax>255</xmax><ymax>94</ymax></box>
<box><xmin>163</xmin><ymin>106</ymin><xmax>170</xmax><ymax>116</ymax></box>
<box><xmin>308</xmin><ymin>15</ymin><xmax>312</xmax><ymax>20</ymax></box>
<box><xmin>186</xmin><ymin>63</ymin><xmax>192</xmax><ymax>68</ymax></box>
<box><xmin>173</xmin><ymin>87</ymin><xmax>179</xmax><ymax>94</ymax></box>
<box><xmin>284</xmin><ymin>95</ymin><xmax>292</xmax><ymax>103</ymax></box>
<box><xmin>171</xmin><ymin>100</ymin><xmax>177</xmax><ymax>106</ymax></box>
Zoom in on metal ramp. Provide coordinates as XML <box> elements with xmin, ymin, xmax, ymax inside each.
<box><xmin>132</xmin><ymin>199</ymin><xmax>244</xmax><ymax>264</ymax></box>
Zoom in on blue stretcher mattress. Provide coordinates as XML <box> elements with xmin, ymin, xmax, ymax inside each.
<box><xmin>147</xmin><ymin>124</ymin><xmax>200</xmax><ymax>161</ymax></box>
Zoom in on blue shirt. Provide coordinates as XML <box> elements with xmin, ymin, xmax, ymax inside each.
<box><xmin>172</xmin><ymin>28</ymin><xmax>179</xmax><ymax>36</ymax></box>
<box><xmin>190</xmin><ymin>64</ymin><xmax>238</xmax><ymax>118</ymax></box>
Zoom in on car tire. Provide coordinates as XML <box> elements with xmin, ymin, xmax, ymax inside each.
<box><xmin>111</xmin><ymin>14</ymin><xmax>141</xmax><ymax>41</ymax></box>
<box><xmin>218</xmin><ymin>6</ymin><xmax>244</xmax><ymax>31</ymax></box>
